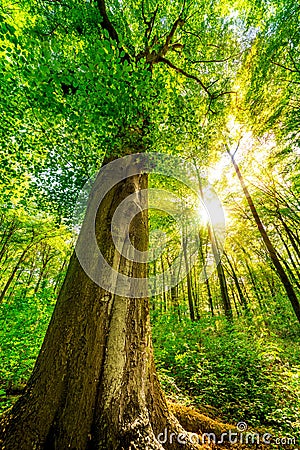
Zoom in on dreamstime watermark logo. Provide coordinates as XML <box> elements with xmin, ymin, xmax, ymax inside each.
<box><xmin>156</xmin><ymin>422</ymin><xmax>297</xmax><ymax>447</ymax></box>
<box><xmin>73</xmin><ymin>153</ymin><xmax>226</xmax><ymax>298</ymax></box>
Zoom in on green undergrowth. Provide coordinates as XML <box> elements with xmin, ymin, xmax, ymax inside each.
<box><xmin>1</xmin><ymin>290</ymin><xmax>300</xmax><ymax>448</ymax></box>
<box><xmin>152</xmin><ymin>312</ymin><xmax>300</xmax><ymax>442</ymax></box>
<box><xmin>0</xmin><ymin>289</ymin><xmax>56</xmax><ymax>413</ymax></box>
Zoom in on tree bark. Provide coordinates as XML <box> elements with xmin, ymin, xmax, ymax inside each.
<box><xmin>0</xmin><ymin>156</ymin><xmax>200</xmax><ymax>450</ymax></box>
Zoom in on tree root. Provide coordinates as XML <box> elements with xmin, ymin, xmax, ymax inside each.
<box><xmin>169</xmin><ymin>401</ymin><xmax>233</xmax><ymax>437</ymax></box>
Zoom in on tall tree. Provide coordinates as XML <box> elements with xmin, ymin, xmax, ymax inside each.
<box><xmin>226</xmin><ymin>144</ymin><xmax>300</xmax><ymax>325</ymax></box>
<box><xmin>0</xmin><ymin>0</ymin><xmax>243</xmax><ymax>448</ymax></box>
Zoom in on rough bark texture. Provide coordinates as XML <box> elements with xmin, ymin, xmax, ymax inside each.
<box><xmin>0</xmin><ymin>156</ymin><xmax>202</xmax><ymax>450</ymax></box>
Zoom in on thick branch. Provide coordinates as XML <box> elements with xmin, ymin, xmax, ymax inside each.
<box><xmin>148</xmin><ymin>7</ymin><xmax>158</xmax><ymax>41</ymax></box>
<box><xmin>141</xmin><ymin>0</ymin><xmax>158</xmax><ymax>42</ymax></box>
<box><xmin>141</xmin><ymin>0</ymin><xmax>147</xmax><ymax>25</ymax></box>
<box><xmin>164</xmin><ymin>17</ymin><xmax>185</xmax><ymax>49</ymax></box>
<box><xmin>158</xmin><ymin>4</ymin><xmax>186</xmax><ymax>57</ymax></box>
<box><xmin>96</xmin><ymin>0</ymin><xmax>119</xmax><ymax>42</ymax></box>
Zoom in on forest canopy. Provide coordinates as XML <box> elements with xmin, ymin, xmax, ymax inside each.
<box><xmin>0</xmin><ymin>0</ymin><xmax>300</xmax><ymax>449</ymax></box>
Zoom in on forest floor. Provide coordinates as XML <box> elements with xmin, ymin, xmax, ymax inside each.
<box><xmin>0</xmin><ymin>392</ymin><xmax>293</xmax><ymax>449</ymax></box>
<box><xmin>152</xmin><ymin>313</ymin><xmax>300</xmax><ymax>450</ymax></box>
<box><xmin>167</xmin><ymin>399</ymin><xmax>296</xmax><ymax>449</ymax></box>
<box><xmin>1</xmin><ymin>297</ymin><xmax>300</xmax><ymax>449</ymax></box>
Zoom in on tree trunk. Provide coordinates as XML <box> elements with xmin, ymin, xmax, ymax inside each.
<box><xmin>183</xmin><ymin>235</ymin><xmax>195</xmax><ymax>321</ymax></box>
<box><xmin>161</xmin><ymin>254</ymin><xmax>167</xmax><ymax>313</ymax></box>
<box><xmin>34</xmin><ymin>253</ymin><xmax>54</xmax><ymax>295</ymax></box>
<box><xmin>192</xmin><ymin>264</ymin><xmax>201</xmax><ymax>320</ymax></box>
<box><xmin>223</xmin><ymin>251</ymin><xmax>248</xmax><ymax>310</ymax></box>
<box><xmin>277</xmin><ymin>211</ymin><xmax>300</xmax><ymax>262</ymax></box>
<box><xmin>6</xmin><ymin>268</ymin><xmax>24</xmax><ymax>302</ymax></box>
<box><xmin>167</xmin><ymin>259</ymin><xmax>181</xmax><ymax>321</ymax></box>
<box><xmin>231</xmin><ymin>288</ymin><xmax>240</xmax><ymax>317</ymax></box>
<box><xmin>275</xmin><ymin>225</ymin><xmax>300</xmax><ymax>285</ymax></box>
<box><xmin>0</xmin><ymin>156</ymin><xmax>200</xmax><ymax>450</ymax></box>
<box><xmin>227</xmin><ymin>148</ymin><xmax>300</xmax><ymax>325</ymax></box>
<box><xmin>199</xmin><ymin>235</ymin><xmax>214</xmax><ymax>316</ymax></box>
<box><xmin>214</xmin><ymin>254</ymin><xmax>232</xmax><ymax>320</ymax></box>
<box><xmin>0</xmin><ymin>248</ymin><xmax>28</xmax><ymax>303</ymax></box>
<box><xmin>0</xmin><ymin>219</ymin><xmax>17</xmax><ymax>263</ymax></box>
<box><xmin>244</xmin><ymin>259</ymin><xmax>265</xmax><ymax>309</ymax></box>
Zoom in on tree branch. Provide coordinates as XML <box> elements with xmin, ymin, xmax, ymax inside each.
<box><xmin>271</xmin><ymin>59</ymin><xmax>299</xmax><ymax>74</ymax></box>
<box><xmin>158</xmin><ymin>3</ymin><xmax>186</xmax><ymax>57</ymax></box>
<box><xmin>181</xmin><ymin>29</ymin><xmax>221</xmax><ymax>48</ymax></box>
<box><xmin>288</xmin><ymin>50</ymin><xmax>300</xmax><ymax>74</ymax></box>
<box><xmin>212</xmin><ymin>90</ymin><xmax>237</xmax><ymax>100</ymax></box>
<box><xmin>96</xmin><ymin>0</ymin><xmax>119</xmax><ymax>42</ymax></box>
<box><xmin>164</xmin><ymin>17</ymin><xmax>185</xmax><ymax>50</ymax></box>
<box><xmin>141</xmin><ymin>0</ymin><xmax>147</xmax><ymax>26</ymax></box>
<box><xmin>148</xmin><ymin>6</ymin><xmax>158</xmax><ymax>42</ymax></box>
<box><xmin>157</xmin><ymin>56</ymin><xmax>211</xmax><ymax>96</ymax></box>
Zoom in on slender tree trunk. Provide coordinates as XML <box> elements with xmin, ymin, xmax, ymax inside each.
<box><xmin>6</xmin><ymin>268</ymin><xmax>24</xmax><ymax>302</ymax></box>
<box><xmin>277</xmin><ymin>212</ymin><xmax>300</xmax><ymax>261</ymax></box>
<box><xmin>227</xmin><ymin>148</ymin><xmax>300</xmax><ymax>325</ymax></box>
<box><xmin>244</xmin><ymin>259</ymin><xmax>264</xmax><ymax>309</ymax></box>
<box><xmin>0</xmin><ymin>220</ymin><xmax>17</xmax><ymax>263</ymax></box>
<box><xmin>34</xmin><ymin>255</ymin><xmax>53</xmax><ymax>294</ymax></box>
<box><xmin>167</xmin><ymin>259</ymin><xmax>181</xmax><ymax>321</ymax></box>
<box><xmin>224</xmin><ymin>252</ymin><xmax>248</xmax><ymax>310</ymax></box>
<box><xmin>183</xmin><ymin>235</ymin><xmax>195</xmax><ymax>321</ymax></box>
<box><xmin>0</xmin><ymin>248</ymin><xmax>28</xmax><ymax>303</ymax></box>
<box><xmin>231</xmin><ymin>288</ymin><xmax>240</xmax><ymax>317</ymax></box>
<box><xmin>192</xmin><ymin>264</ymin><xmax>201</xmax><ymax>320</ymax></box>
<box><xmin>277</xmin><ymin>253</ymin><xmax>300</xmax><ymax>291</ymax></box>
<box><xmin>23</xmin><ymin>258</ymin><xmax>36</xmax><ymax>298</ymax></box>
<box><xmin>215</xmin><ymin>254</ymin><xmax>232</xmax><ymax>320</ymax></box>
<box><xmin>199</xmin><ymin>235</ymin><xmax>214</xmax><ymax>316</ymax></box>
<box><xmin>152</xmin><ymin>257</ymin><xmax>157</xmax><ymax>310</ymax></box>
<box><xmin>206</xmin><ymin>278</ymin><xmax>214</xmax><ymax>316</ymax></box>
<box><xmin>161</xmin><ymin>254</ymin><xmax>167</xmax><ymax>313</ymax></box>
<box><xmin>275</xmin><ymin>225</ymin><xmax>300</xmax><ymax>284</ymax></box>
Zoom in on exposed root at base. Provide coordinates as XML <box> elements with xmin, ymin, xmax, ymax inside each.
<box><xmin>169</xmin><ymin>401</ymin><xmax>233</xmax><ymax>437</ymax></box>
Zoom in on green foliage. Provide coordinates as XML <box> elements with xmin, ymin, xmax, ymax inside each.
<box><xmin>152</xmin><ymin>313</ymin><xmax>300</xmax><ymax>435</ymax></box>
<box><xmin>0</xmin><ymin>0</ymin><xmax>300</xmax><ymax>443</ymax></box>
<box><xmin>0</xmin><ymin>289</ymin><xmax>56</xmax><ymax>414</ymax></box>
